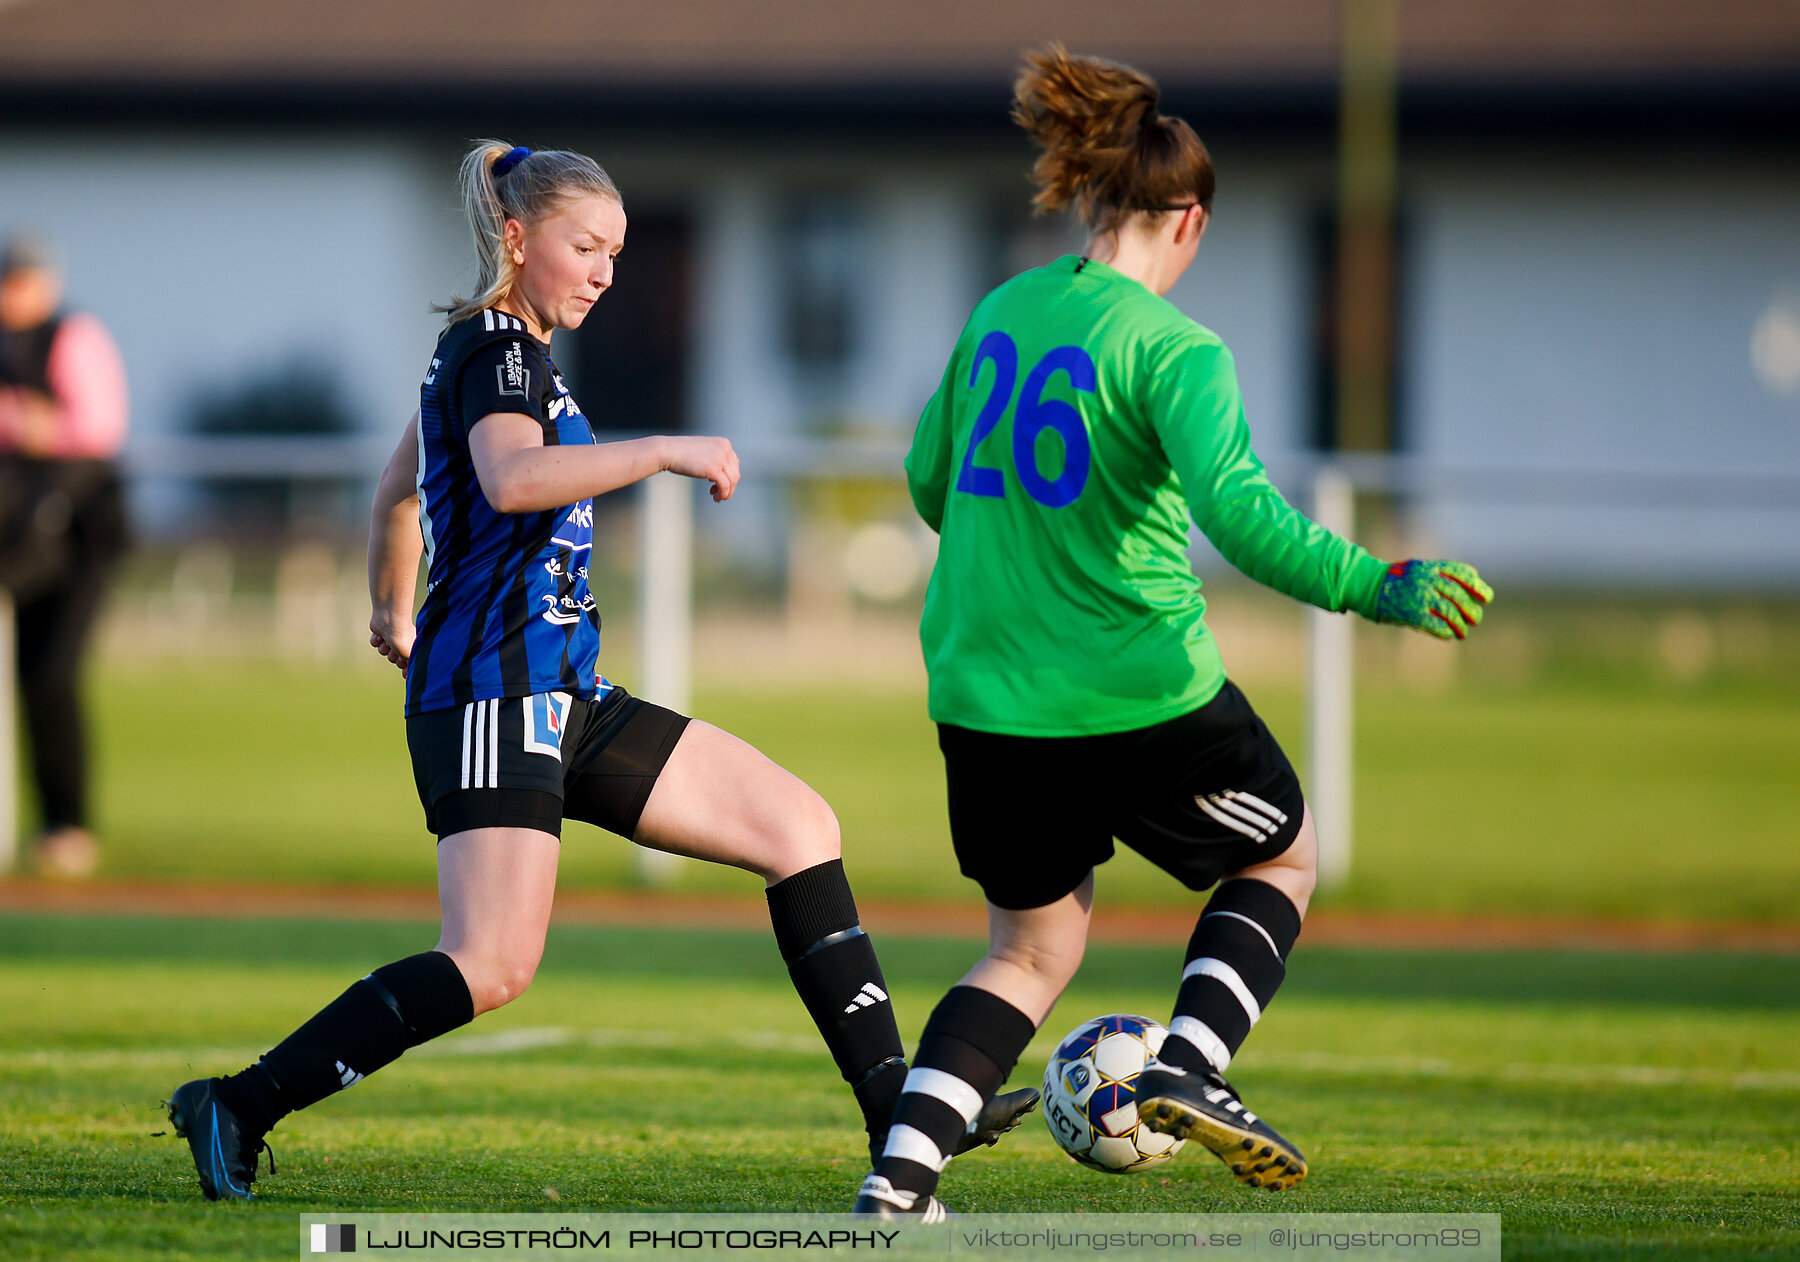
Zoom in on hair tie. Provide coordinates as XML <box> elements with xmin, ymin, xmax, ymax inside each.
<box><xmin>493</xmin><ymin>146</ymin><xmax>533</xmax><ymax>178</ymax></box>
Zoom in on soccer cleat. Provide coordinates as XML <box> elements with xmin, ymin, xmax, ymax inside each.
<box><xmin>167</xmin><ymin>1078</ymin><xmax>270</xmax><ymax>1201</ymax></box>
<box><xmin>1137</xmin><ymin>1063</ymin><xmax>1308</xmax><ymax>1190</ymax></box>
<box><xmin>850</xmin><ymin>1173</ymin><xmax>951</xmax><ymax>1221</ymax></box>
<box><xmin>956</xmin><ymin>1086</ymin><xmax>1040</xmax><ymax>1155</ymax></box>
<box><xmin>868</xmin><ymin>1085</ymin><xmax>1041</xmax><ymax>1167</ymax></box>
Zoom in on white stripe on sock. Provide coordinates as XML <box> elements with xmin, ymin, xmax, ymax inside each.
<box><xmin>1203</xmin><ymin>909</ymin><xmax>1283</xmax><ymax>961</ymax></box>
<box><xmin>883</xmin><ymin>1122</ymin><xmax>950</xmax><ymax>1173</ymax></box>
<box><xmin>1183</xmin><ymin>956</ymin><xmax>1263</xmax><ymax>1024</ymax></box>
<box><xmin>1166</xmin><ymin>1016</ymin><xmax>1232</xmax><ymax>1072</ymax></box>
<box><xmin>1194</xmin><ymin>796</ymin><xmax>1268</xmax><ymax>842</ymax></box>
<box><xmin>901</xmin><ymin>1066</ymin><xmax>984</xmax><ymax>1124</ymax></box>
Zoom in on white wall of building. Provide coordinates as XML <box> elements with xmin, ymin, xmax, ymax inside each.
<box><xmin>0</xmin><ymin>130</ymin><xmax>462</xmax><ymax>527</ymax></box>
<box><xmin>1406</xmin><ymin>156</ymin><xmax>1800</xmax><ymax>583</ymax></box>
<box><xmin>1166</xmin><ymin>162</ymin><xmax>1316</xmax><ymax>457</ymax></box>
<box><xmin>853</xmin><ymin>181</ymin><xmax>986</xmax><ymax>429</ymax></box>
<box><xmin>7</xmin><ymin>128</ymin><xmax>1796</xmax><ymax>583</ymax></box>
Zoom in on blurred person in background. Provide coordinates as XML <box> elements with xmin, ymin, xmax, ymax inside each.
<box><xmin>0</xmin><ymin>232</ymin><xmax>130</xmax><ymax>878</ymax></box>
<box><xmin>852</xmin><ymin>47</ymin><xmax>1491</xmax><ymax>1218</ymax></box>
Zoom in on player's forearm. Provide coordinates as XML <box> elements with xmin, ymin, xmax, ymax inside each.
<box><xmin>480</xmin><ymin>435</ymin><xmax>670</xmax><ymax>514</ymax></box>
<box><xmin>367</xmin><ymin>488</ymin><xmax>423</xmax><ymax>616</ymax></box>
<box><xmin>368</xmin><ymin>423</ymin><xmax>423</xmax><ymax>614</ymax></box>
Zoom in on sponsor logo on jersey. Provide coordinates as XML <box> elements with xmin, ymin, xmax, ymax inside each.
<box><xmin>424</xmin><ymin>355</ymin><xmax>441</xmax><ymax>386</ymax></box>
<box><xmin>542</xmin><ymin>555</ymin><xmax>588</xmax><ymax>581</ymax></box>
<box><xmin>551</xmin><ymin>376</ymin><xmax>585</xmax><ymax>418</ymax></box>
<box><xmin>497</xmin><ymin>341</ymin><xmax>531</xmax><ymax>396</ymax></box>
<box><xmin>539</xmin><ymin>592</ymin><xmax>596</xmax><ymax>625</ymax></box>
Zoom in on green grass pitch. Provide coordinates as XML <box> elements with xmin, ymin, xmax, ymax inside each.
<box><xmin>2</xmin><ymin>914</ymin><xmax>1796</xmax><ymax>1260</ymax></box>
<box><xmin>78</xmin><ymin>658</ymin><xmax>1800</xmax><ymax>921</ymax></box>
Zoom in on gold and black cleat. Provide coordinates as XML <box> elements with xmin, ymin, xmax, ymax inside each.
<box><xmin>1137</xmin><ymin>1064</ymin><xmax>1308</xmax><ymax>1191</ymax></box>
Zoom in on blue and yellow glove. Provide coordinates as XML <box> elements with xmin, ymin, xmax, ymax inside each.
<box><xmin>1373</xmin><ymin>559</ymin><xmax>1493</xmax><ymax>640</ymax></box>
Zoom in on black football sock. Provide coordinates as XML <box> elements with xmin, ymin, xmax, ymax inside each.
<box><xmin>216</xmin><ymin>951</ymin><xmax>474</xmax><ymax>1133</ymax></box>
<box><xmin>1160</xmin><ymin>879</ymin><xmax>1302</xmax><ymax>1074</ymax></box>
<box><xmin>873</xmin><ymin>985</ymin><xmax>1037</xmax><ymax>1201</ymax></box>
<box><xmin>767</xmin><ymin>860</ymin><xmax>908</xmax><ymax>1145</ymax></box>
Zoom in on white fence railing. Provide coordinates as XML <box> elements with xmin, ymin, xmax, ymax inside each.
<box><xmin>4</xmin><ymin>438</ymin><xmax>1796</xmax><ymax>881</ymax></box>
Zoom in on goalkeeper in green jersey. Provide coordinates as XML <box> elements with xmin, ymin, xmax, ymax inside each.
<box><xmin>853</xmin><ymin>45</ymin><xmax>1491</xmax><ymax>1218</ymax></box>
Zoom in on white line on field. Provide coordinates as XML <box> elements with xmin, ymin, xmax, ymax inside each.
<box><xmin>422</xmin><ymin>1027</ymin><xmax>576</xmax><ymax>1055</ymax></box>
<box><xmin>0</xmin><ymin>1046</ymin><xmax>262</xmax><ymax>1070</ymax></box>
<box><xmin>2</xmin><ymin>1035</ymin><xmax>1794</xmax><ymax>1092</ymax></box>
<box><xmin>1251</xmin><ymin>1050</ymin><xmax>1800</xmax><ymax>1091</ymax></box>
<box><xmin>412</xmin><ymin>1026</ymin><xmax>824</xmax><ymax>1057</ymax></box>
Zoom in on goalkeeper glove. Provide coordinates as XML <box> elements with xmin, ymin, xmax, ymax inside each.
<box><xmin>1373</xmin><ymin>559</ymin><xmax>1493</xmax><ymax>640</ymax></box>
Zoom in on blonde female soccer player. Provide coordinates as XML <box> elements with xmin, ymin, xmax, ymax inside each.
<box><xmin>167</xmin><ymin>141</ymin><xmax>1032</xmax><ymax>1201</ymax></box>
<box><xmin>852</xmin><ymin>49</ymin><xmax>1491</xmax><ymax>1218</ymax></box>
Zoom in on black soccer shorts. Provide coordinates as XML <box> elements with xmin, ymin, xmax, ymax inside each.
<box><xmin>406</xmin><ymin>685</ymin><xmax>689</xmax><ymax>840</ymax></box>
<box><xmin>938</xmin><ymin>680</ymin><xmax>1306</xmax><ymax>910</ymax></box>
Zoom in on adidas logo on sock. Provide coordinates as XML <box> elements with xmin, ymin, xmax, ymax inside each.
<box><xmin>843</xmin><ymin>982</ymin><xmax>889</xmax><ymax>1014</ymax></box>
<box><xmin>336</xmin><ymin>1060</ymin><xmax>364</xmax><ymax>1089</ymax></box>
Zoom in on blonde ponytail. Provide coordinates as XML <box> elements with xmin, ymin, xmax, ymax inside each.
<box><xmin>439</xmin><ymin>139</ymin><xmax>622</xmax><ymax>325</ymax></box>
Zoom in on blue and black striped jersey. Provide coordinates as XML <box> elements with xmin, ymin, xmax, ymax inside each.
<box><xmin>405</xmin><ymin>308</ymin><xmax>606</xmax><ymax>716</ymax></box>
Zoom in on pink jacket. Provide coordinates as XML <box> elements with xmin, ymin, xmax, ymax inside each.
<box><xmin>0</xmin><ymin>312</ymin><xmax>129</xmax><ymax>458</ymax></box>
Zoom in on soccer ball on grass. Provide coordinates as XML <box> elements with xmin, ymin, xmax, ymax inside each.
<box><xmin>1040</xmin><ymin>1013</ymin><xmax>1185</xmax><ymax>1172</ymax></box>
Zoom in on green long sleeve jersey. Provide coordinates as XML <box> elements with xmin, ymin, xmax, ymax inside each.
<box><xmin>907</xmin><ymin>255</ymin><xmax>1387</xmax><ymax>736</ymax></box>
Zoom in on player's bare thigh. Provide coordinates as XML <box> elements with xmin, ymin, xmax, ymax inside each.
<box><xmin>631</xmin><ymin>719</ymin><xmax>840</xmax><ymax>885</ymax></box>
<box><xmin>1226</xmin><ymin>806</ymin><xmax>1317</xmax><ymax>918</ymax></box>
<box><xmin>436</xmin><ymin>825</ymin><xmax>560</xmax><ymax>1016</ymax></box>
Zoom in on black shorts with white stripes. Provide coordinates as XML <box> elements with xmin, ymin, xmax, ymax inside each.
<box><xmin>938</xmin><ymin>680</ymin><xmax>1305</xmax><ymax>910</ymax></box>
<box><xmin>406</xmin><ymin>685</ymin><xmax>689</xmax><ymax>840</ymax></box>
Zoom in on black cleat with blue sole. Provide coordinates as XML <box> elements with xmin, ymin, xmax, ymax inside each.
<box><xmin>168</xmin><ymin>1078</ymin><xmax>270</xmax><ymax>1201</ymax></box>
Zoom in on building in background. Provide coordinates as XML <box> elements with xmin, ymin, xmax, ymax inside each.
<box><xmin>1</xmin><ymin>0</ymin><xmax>1797</xmax><ymax>582</ymax></box>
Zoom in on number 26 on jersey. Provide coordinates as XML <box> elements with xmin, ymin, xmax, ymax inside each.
<box><xmin>955</xmin><ymin>331</ymin><xmax>1096</xmax><ymax>508</ymax></box>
